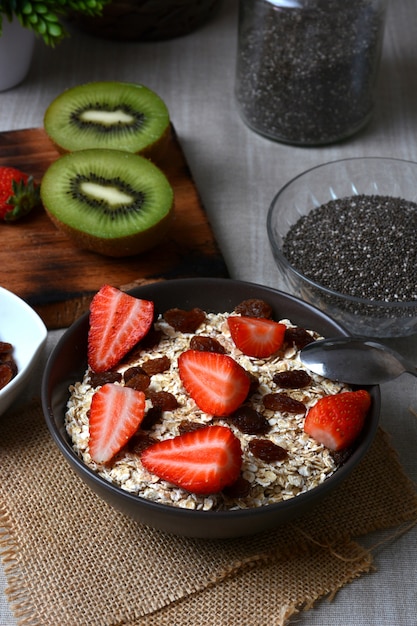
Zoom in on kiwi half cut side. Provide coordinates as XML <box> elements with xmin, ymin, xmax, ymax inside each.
<box><xmin>40</xmin><ymin>149</ymin><xmax>174</xmax><ymax>257</ymax></box>
<box><xmin>43</xmin><ymin>81</ymin><xmax>171</xmax><ymax>158</ymax></box>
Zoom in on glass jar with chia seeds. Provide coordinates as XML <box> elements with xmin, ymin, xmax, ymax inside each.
<box><xmin>235</xmin><ymin>0</ymin><xmax>387</xmax><ymax>146</ymax></box>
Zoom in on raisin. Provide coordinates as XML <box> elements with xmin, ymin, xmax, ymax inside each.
<box><xmin>125</xmin><ymin>373</ymin><xmax>151</xmax><ymax>392</ymax></box>
<box><xmin>246</xmin><ymin>371</ymin><xmax>260</xmax><ymax>395</ymax></box>
<box><xmin>227</xmin><ymin>405</ymin><xmax>270</xmax><ymax>435</ymax></box>
<box><xmin>0</xmin><ymin>341</ymin><xmax>13</xmax><ymax>356</ymax></box>
<box><xmin>88</xmin><ymin>370</ymin><xmax>122</xmax><ymax>387</ymax></box>
<box><xmin>147</xmin><ymin>390</ymin><xmax>179</xmax><ymax>411</ymax></box>
<box><xmin>141</xmin><ymin>407</ymin><xmax>163</xmax><ymax>430</ymax></box>
<box><xmin>0</xmin><ymin>342</ymin><xmax>18</xmax><ymax>385</ymax></box>
<box><xmin>272</xmin><ymin>370</ymin><xmax>312</xmax><ymax>389</ymax></box>
<box><xmin>141</xmin><ymin>355</ymin><xmax>171</xmax><ymax>376</ymax></box>
<box><xmin>0</xmin><ymin>363</ymin><xmax>13</xmax><ymax>390</ymax></box>
<box><xmin>248</xmin><ymin>439</ymin><xmax>288</xmax><ymax>463</ymax></box>
<box><xmin>123</xmin><ymin>366</ymin><xmax>146</xmax><ymax>382</ymax></box>
<box><xmin>178</xmin><ymin>420</ymin><xmax>206</xmax><ymax>434</ymax></box>
<box><xmin>234</xmin><ymin>298</ymin><xmax>273</xmax><ymax>319</ymax></box>
<box><xmin>126</xmin><ymin>432</ymin><xmax>155</xmax><ymax>455</ymax></box>
<box><xmin>1</xmin><ymin>354</ymin><xmax>17</xmax><ymax>377</ymax></box>
<box><xmin>163</xmin><ymin>307</ymin><xmax>206</xmax><ymax>333</ymax></box>
<box><xmin>222</xmin><ymin>475</ymin><xmax>251</xmax><ymax>498</ymax></box>
<box><xmin>189</xmin><ymin>335</ymin><xmax>225</xmax><ymax>354</ymax></box>
<box><xmin>330</xmin><ymin>447</ymin><xmax>354</xmax><ymax>467</ymax></box>
<box><xmin>284</xmin><ymin>327</ymin><xmax>315</xmax><ymax>350</ymax></box>
<box><xmin>263</xmin><ymin>392</ymin><xmax>306</xmax><ymax>414</ymax></box>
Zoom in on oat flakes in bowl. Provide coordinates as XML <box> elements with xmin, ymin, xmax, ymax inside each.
<box><xmin>42</xmin><ymin>278</ymin><xmax>380</xmax><ymax>538</ymax></box>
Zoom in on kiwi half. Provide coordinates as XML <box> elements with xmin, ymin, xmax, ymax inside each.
<box><xmin>40</xmin><ymin>149</ymin><xmax>174</xmax><ymax>257</ymax></box>
<box><xmin>43</xmin><ymin>81</ymin><xmax>171</xmax><ymax>157</ymax></box>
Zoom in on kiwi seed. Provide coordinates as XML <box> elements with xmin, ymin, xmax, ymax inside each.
<box><xmin>43</xmin><ymin>81</ymin><xmax>171</xmax><ymax>158</ymax></box>
<box><xmin>40</xmin><ymin>149</ymin><xmax>174</xmax><ymax>257</ymax></box>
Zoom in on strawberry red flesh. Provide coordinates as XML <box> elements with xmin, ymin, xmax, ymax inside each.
<box><xmin>141</xmin><ymin>425</ymin><xmax>242</xmax><ymax>494</ymax></box>
<box><xmin>89</xmin><ymin>383</ymin><xmax>146</xmax><ymax>464</ymax></box>
<box><xmin>303</xmin><ymin>389</ymin><xmax>371</xmax><ymax>451</ymax></box>
<box><xmin>88</xmin><ymin>284</ymin><xmax>154</xmax><ymax>372</ymax></box>
<box><xmin>227</xmin><ymin>315</ymin><xmax>286</xmax><ymax>358</ymax></box>
<box><xmin>0</xmin><ymin>166</ymin><xmax>40</xmax><ymax>222</ymax></box>
<box><xmin>178</xmin><ymin>350</ymin><xmax>250</xmax><ymax>416</ymax></box>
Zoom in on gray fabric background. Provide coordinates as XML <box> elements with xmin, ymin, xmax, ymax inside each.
<box><xmin>1</xmin><ymin>1</ymin><xmax>416</xmax><ymax>623</ymax></box>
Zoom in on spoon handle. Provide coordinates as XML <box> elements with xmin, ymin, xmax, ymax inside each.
<box><xmin>396</xmin><ymin>354</ymin><xmax>417</xmax><ymax>379</ymax></box>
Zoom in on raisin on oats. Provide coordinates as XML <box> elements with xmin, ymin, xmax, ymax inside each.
<box><xmin>189</xmin><ymin>335</ymin><xmax>226</xmax><ymax>354</ymax></box>
<box><xmin>163</xmin><ymin>308</ymin><xmax>206</xmax><ymax>333</ymax></box>
<box><xmin>272</xmin><ymin>370</ymin><xmax>312</xmax><ymax>389</ymax></box>
<box><xmin>263</xmin><ymin>392</ymin><xmax>306</xmax><ymax>414</ymax></box>
<box><xmin>141</xmin><ymin>355</ymin><xmax>171</xmax><ymax>376</ymax></box>
<box><xmin>227</xmin><ymin>405</ymin><xmax>270</xmax><ymax>435</ymax></box>
<box><xmin>234</xmin><ymin>298</ymin><xmax>273</xmax><ymax>319</ymax></box>
<box><xmin>248</xmin><ymin>439</ymin><xmax>288</xmax><ymax>463</ymax></box>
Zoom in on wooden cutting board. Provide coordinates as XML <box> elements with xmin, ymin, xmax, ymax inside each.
<box><xmin>0</xmin><ymin>127</ymin><xmax>229</xmax><ymax>329</ymax></box>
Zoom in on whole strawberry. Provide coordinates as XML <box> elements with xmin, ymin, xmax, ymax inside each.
<box><xmin>0</xmin><ymin>166</ymin><xmax>40</xmax><ymax>222</ymax></box>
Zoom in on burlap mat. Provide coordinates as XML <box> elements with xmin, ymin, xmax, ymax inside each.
<box><xmin>1</xmin><ymin>400</ymin><xmax>416</xmax><ymax>626</ymax></box>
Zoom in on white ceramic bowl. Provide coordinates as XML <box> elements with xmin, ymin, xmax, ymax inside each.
<box><xmin>0</xmin><ymin>286</ymin><xmax>47</xmax><ymax>416</ymax></box>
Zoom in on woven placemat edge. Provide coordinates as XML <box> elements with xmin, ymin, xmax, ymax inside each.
<box><xmin>0</xmin><ymin>503</ymin><xmax>38</xmax><ymax>626</ymax></box>
<box><xmin>124</xmin><ymin>539</ymin><xmax>375</xmax><ymax>626</ymax></box>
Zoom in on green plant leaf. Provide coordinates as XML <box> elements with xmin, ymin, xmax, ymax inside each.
<box><xmin>1</xmin><ymin>0</ymin><xmax>110</xmax><ymax>45</ymax></box>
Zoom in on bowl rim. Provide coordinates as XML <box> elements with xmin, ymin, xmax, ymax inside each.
<box><xmin>0</xmin><ymin>285</ymin><xmax>47</xmax><ymax>399</ymax></box>
<box><xmin>41</xmin><ymin>278</ymin><xmax>381</xmax><ymax>526</ymax></box>
<box><xmin>266</xmin><ymin>156</ymin><xmax>417</xmax><ymax>309</ymax></box>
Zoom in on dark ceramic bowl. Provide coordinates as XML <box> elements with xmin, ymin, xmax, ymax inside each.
<box><xmin>68</xmin><ymin>0</ymin><xmax>221</xmax><ymax>41</ymax></box>
<box><xmin>42</xmin><ymin>278</ymin><xmax>380</xmax><ymax>539</ymax></box>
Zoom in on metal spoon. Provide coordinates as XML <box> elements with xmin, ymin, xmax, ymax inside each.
<box><xmin>300</xmin><ymin>336</ymin><xmax>417</xmax><ymax>385</ymax></box>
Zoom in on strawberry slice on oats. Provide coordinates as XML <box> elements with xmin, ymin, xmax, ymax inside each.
<box><xmin>89</xmin><ymin>383</ymin><xmax>146</xmax><ymax>464</ymax></box>
<box><xmin>227</xmin><ymin>315</ymin><xmax>286</xmax><ymax>358</ymax></box>
<box><xmin>141</xmin><ymin>425</ymin><xmax>242</xmax><ymax>494</ymax></box>
<box><xmin>88</xmin><ymin>284</ymin><xmax>154</xmax><ymax>372</ymax></box>
<box><xmin>178</xmin><ymin>350</ymin><xmax>250</xmax><ymax>416</ymax></box>
<box><xmin>304</xmin><ymin>389</ymin><xmax>371</xmax><ymax>451</ymax></box>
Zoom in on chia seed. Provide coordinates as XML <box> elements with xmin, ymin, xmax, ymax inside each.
<box><xmin>282</xmin><ymin>194</ymin><xmax>417</xmax><ymax>303</ymax></box>
<box><xmin>235</xmin><ymin>0</ymin><xmax>387</xmax><ymax>145</ymax></box>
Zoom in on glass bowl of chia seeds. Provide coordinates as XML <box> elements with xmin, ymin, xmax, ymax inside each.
<box><xmin>267</xmin><ymin>157</ymin><xmax>417</xmax><ymax>337</ymax></box>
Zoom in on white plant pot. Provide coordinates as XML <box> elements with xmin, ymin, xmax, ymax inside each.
<box><xmin>0</xmin><ymin>17</ymin><xmax>35</xmax><ymax>91</ymax></box>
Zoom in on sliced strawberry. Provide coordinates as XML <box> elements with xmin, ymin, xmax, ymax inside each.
<box><xmin>89</xmin><ymin>383</ymin><xmax>146</xmax><ymax>464</ymax></box>
<box><xmin>88</xmin><ymin>284</ymin><xmax>154</xmax><ymax>372</ymax></box>
<box><xmin>303</xmin><ymin>389</ymin><xmax>371</xmax><ymax>451</ymax></box>
<box><xmin>178</xmin><ymin>350</ymin><xmax>250</xmax><ymax>416</ymax></box>
<box><xmin>227</xmin><ymin>315</ymin><xmax>286</xmax><ymax>358</ymax></box>
<box><xmin>141</xmin><ymin>425</ymin><xmax>242</xmax><ymax>494</ymax></box>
